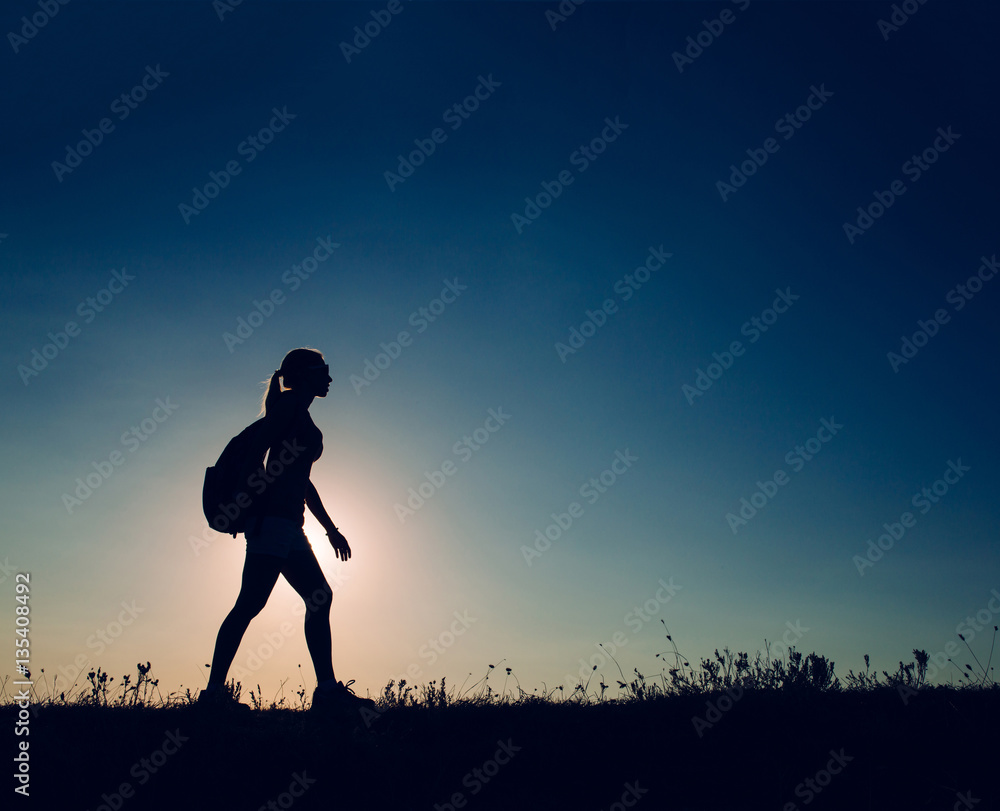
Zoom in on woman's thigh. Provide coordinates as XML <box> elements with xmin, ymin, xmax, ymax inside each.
<box><xmin>233</xmin><ymin>552</ymin><xmax>284</xmax><ymax>612</ymax></box>
<box><xmin>280</xmin><ymin>548</ymin><xmax>332</xmax><ymax>610</ymax></box>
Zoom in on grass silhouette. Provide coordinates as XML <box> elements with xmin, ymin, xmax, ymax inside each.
<box><xmin>2</xmin><ymin>624</ymin><xmax>997</xmax><ymax>810</ymax></box>
<box><xmin>7</xmin><ymin>621</ymin><xmax>996</xmax><ymax>712</ymax></box>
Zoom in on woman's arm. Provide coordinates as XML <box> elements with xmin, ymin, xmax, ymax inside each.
<box><xmin>305</xmin><ymin>480</ymin><xmax>337</xmax><ymax>534</ymax></box>
<box><xmin>306</xmin><ymin>480</ymin><xmax>352</xmax><ymax>561</ymax></box>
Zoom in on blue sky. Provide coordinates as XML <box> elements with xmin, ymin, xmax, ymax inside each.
<box><xmin>2</xmin><ymin>0</ymin><xmax>998</xmax><ymax>701</ymax></box>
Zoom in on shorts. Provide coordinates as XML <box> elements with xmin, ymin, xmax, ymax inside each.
<box><xmin>244</xmin><ymin>515</ymin><xmax>311</xmax><ymax>558</ymax></box>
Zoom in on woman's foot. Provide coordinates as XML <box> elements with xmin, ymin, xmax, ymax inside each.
<box><xmin>197</xmin><ymin>684</ymin><xmax>250</xmax><ymax>713</ymax></box>
<box><xmin>311</xmin><ymin>679</ymin><xmax>376</xmax><ymax>713</ymax></box>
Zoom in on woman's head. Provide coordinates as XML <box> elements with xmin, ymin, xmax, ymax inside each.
<box><xmin>259</xmin><ymin>347</ymin><xmax>330</xmax><ymax>415</ymax></box>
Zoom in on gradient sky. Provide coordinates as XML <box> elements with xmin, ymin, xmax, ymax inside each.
<box><xmin>2</xmin><ymin>0</ymin><xmax>998</xmax><ymax>703</ymax></box>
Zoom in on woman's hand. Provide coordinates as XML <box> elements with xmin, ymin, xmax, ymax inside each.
<box><xmin>327</xmin><ymin>528</ymin><xmax>351</xmax><ymax>561</ymax></box>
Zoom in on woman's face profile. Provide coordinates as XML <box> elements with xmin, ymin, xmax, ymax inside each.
<box><xmin>299</xmin><ymin>361</ymin><xmax>331</xmax><ymax>397</ymax></box>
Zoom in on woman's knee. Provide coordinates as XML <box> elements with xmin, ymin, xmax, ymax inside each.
<box><xmin>302</xmin><ymin>587</ymin><xmax>333</xmax><ymax>619</ymax></box>
<box><xmin>232</xmin><ymin>596</ymin><xmax>269</xmax><ymax>619</ymax></box>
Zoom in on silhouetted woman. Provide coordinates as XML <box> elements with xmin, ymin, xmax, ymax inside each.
<box><xmin>201</xmin><ymin>347</ymin><xmax>372</xmax><ymax>712</ymax></box>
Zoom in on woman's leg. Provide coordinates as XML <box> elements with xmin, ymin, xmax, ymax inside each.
<box><xmin>207</xmin><ymin>553</ymin><xmax>283</xmax><ymax>686</ymax></box>
<box><xmin>281</xmin><ymin>549</ymin><xmax>335</xmax><ymax>683</ymax></box>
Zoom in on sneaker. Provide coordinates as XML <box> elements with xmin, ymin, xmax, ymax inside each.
<box><xmin>197</xmin><ymin>686</ymin><xmax>251</xmax><ymax>713</ymax></box>
<box><xmin>311</xmin><ymin>679</ymin><xmax>376</xmax><ymax>713</ymax></box>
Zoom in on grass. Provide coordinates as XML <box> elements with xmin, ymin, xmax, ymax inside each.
<box><xmin>6</xmin><ymin>620</ymin><xmax>995</xmax><ymax>711</ymax></box>
<box><xmin>3</xmin><ymin>624</ymin><xmax>997</xmax><ymax>810</ymax></box>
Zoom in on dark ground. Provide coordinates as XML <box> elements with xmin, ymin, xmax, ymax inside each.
<box><xmin>4</xmin><ymin>687</ymin><xmax>997</xmax><ymax>811</ymax></box>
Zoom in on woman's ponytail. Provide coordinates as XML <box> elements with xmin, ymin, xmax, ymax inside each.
<box><xmin>258</xmin><ymin>369</ymin><xmax>283</xmax><ymax>417</ymax></box>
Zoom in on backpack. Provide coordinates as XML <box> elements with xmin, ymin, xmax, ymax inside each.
<box><xmin>202</xmin><ymin>418</ymin><xmax>269</xmax><ymax>538</ymax></box>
